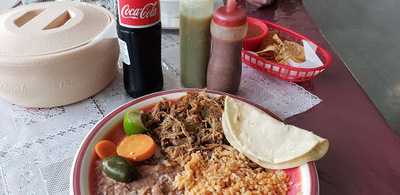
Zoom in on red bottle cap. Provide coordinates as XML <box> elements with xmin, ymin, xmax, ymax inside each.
<box><xmin>213</xmin><ymin>0</ymin><xmax>247</xmax><ymax>27</ymax></box>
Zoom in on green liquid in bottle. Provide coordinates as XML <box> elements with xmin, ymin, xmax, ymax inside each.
<box><xmin>180</xmin><ymin>0</ymin><xmax>214</xmax><ymax>88</ymax></box>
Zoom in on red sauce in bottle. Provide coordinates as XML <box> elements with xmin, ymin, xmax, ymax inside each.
<box><xmin>207</xmin><ymin>0</ymin><xmax>247</xmax><ymax>94</ymax></box>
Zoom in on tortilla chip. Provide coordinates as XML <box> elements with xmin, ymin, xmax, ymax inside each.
<box><xmin>257</xmin><ymin>33</ymin><xmax>306</xmax><ymax>64</ymax></box>
<box><xmin>285</xmin><ymin>41</ymin><xmax>305</xmax><ymax>62</ymax></box>
<box><xmin>258</xmin><ymin>30</ymin><xmax>280</xmax><ymax>51</ymax></box>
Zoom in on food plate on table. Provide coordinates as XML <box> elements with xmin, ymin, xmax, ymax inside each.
<box><xmin>71</xmin><ymin>89</ymin><xmax>326</xmax><ymax>195</ymax></box>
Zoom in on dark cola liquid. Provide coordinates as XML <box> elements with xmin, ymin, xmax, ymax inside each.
<box><xmin>118</xmin><ymin>23</ymin><xmax>163</xmax><ymax>98</ymax></box>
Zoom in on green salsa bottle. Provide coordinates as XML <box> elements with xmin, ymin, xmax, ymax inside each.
<box><xmin>180</xmin><ymin>0</ymin><xmax>214</xmax><ymax>88</ymax></box>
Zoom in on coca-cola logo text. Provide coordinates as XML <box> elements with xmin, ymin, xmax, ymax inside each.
<box><xmin>118</xmin><ymin>0</ymin><xmax>160</xmax><ymax>27</ymax></box>
<box><xmin>121</xmin><ymin>2</ymin><xmax>158</xmax><ymax>20</ymax></box>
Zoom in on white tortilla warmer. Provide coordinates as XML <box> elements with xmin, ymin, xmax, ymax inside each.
<box><xmin>0</xmin><ymin>2</ymin><xmax>119</xmax><ymax>107</ymax></box>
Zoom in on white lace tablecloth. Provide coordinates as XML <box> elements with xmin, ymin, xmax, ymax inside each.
<box><xmin>0</xmin><ymin>32</ymin><xmax>321</xmax><ymax>195</ymax></box>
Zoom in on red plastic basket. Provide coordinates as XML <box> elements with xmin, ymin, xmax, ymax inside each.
<box><xmin>241</xmin><ymin>19</ymin><xmax>332</xmax><ymax>82</ymax></box>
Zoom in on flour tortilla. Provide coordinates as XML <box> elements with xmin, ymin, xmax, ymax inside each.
<box><xmin>223</xmin><ymin>96</ymin><xmax>329</xmax><ymax>169</ymax></box>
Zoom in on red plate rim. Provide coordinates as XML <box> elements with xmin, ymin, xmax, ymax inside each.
<box><xmin>71</xmin><ymin>88</ymin><xmax>319</xmax><ymax>195</ymax></box>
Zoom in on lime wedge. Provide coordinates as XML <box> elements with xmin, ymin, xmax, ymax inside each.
<box><xmin>123</xmin><ymin>109</ymin><xmax>148</xmax><ymax>135</ymax></box>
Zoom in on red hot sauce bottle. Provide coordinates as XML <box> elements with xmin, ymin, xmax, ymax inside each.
<box><xmin>206</xmin><ymin>0</ymin><xmax>247</xmax><ymax>94</ymax></box>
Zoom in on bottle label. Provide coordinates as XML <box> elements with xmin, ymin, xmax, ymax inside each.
<box><xmin>117</xmin><ymin>0</ymin><xmax>160</xmax><ymax>28</ymax></box>
<box><xmin>118</xmin><ymin>39</ymin><xmax>131</xmax><ymax>65</ymax></box>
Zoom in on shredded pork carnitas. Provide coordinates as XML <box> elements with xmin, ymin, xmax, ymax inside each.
<box><xmin>144</xmin><ymin>92</ymin><xmax>225</xmax><ymax>164</ymax></box>
<box><xmin>139</xmin><ymin>92</ymin><xmax>290</xmax><ymax>195</ymax></box>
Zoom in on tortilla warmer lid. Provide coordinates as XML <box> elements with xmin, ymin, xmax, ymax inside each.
<box><xmin>0</xmin><ymin>2</ymin><xmax>111</xmax><ymax>57</ymax></box>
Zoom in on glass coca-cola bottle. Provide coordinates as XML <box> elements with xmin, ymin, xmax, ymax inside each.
<box><xmin>116</xmin><ymin>0</ymin><xmax>163</xmax><ymax>98</ymax></box>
